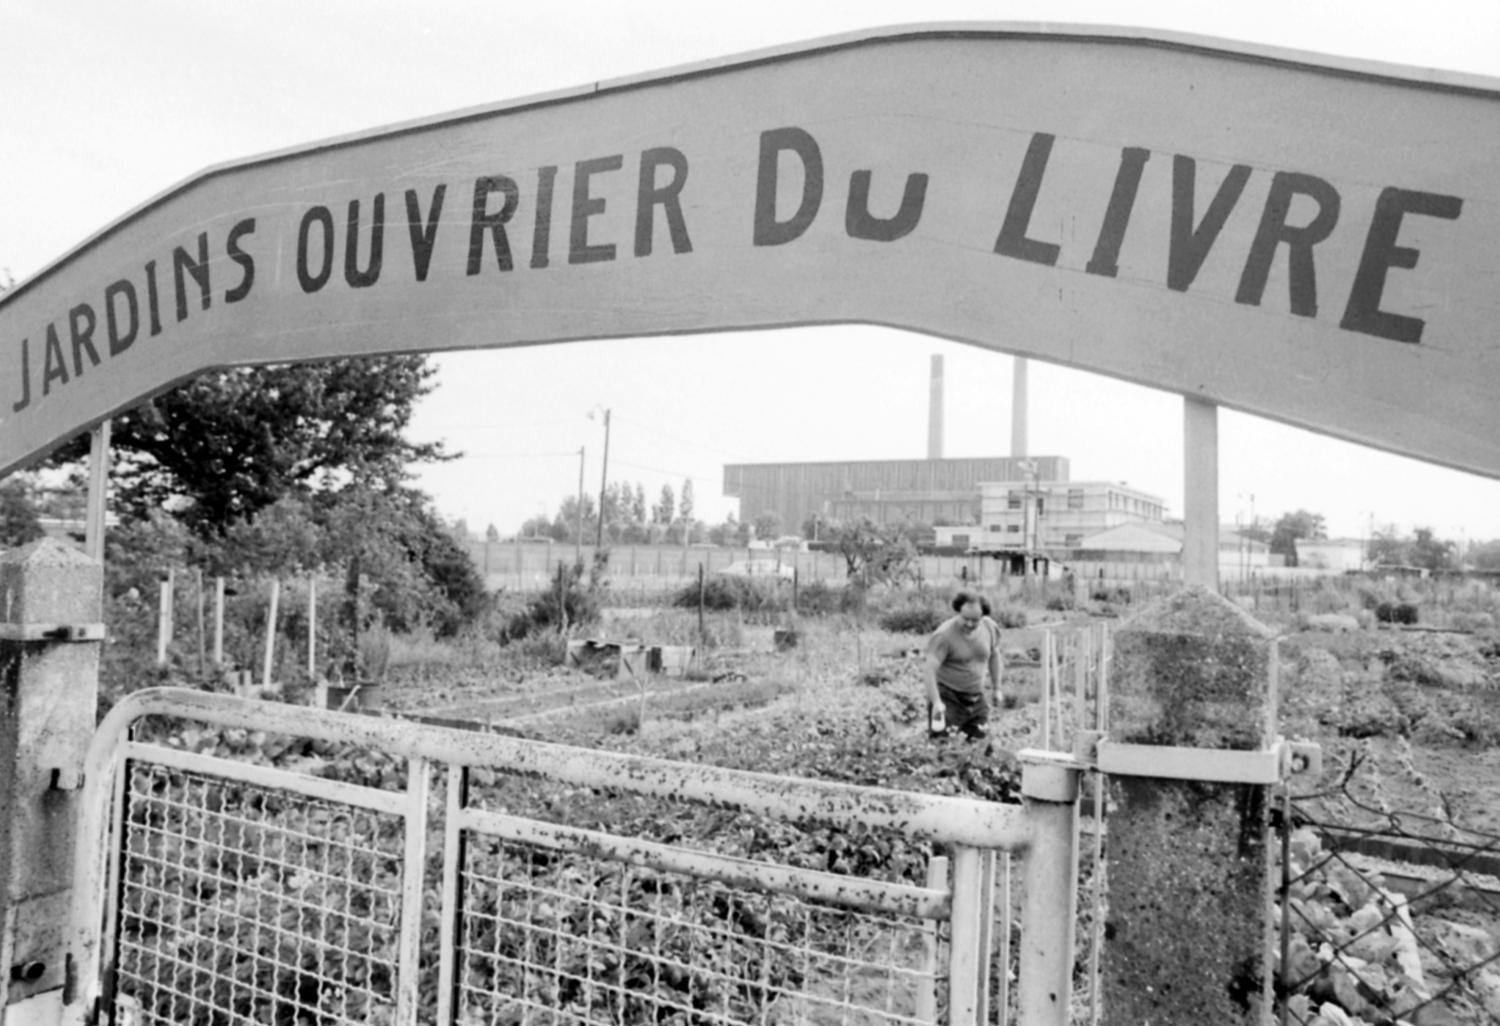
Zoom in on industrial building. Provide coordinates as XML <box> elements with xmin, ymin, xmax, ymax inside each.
<box><xmin>721</xmin><ymin>352</ymin><xmax>1171</xmax><ymax>552</ymax></box>
<box><xmin>722</xmin><ymin>455</ymin><xmax>1069</xmax><ymax>536</ymax></box>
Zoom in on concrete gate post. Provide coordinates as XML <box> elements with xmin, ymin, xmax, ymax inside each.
<box><xmin>1098</xmin><ymin>585</ymin><xmax>1278</xmax><ymax>1025</ymax></box>
<box><xmin>0</xmin><ymin>540</ymin><xmax>102</xmax><ymax>1022</ymax></box>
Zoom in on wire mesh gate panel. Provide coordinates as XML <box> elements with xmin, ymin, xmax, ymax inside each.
<box><xmin>67</xmin><ymin>689</ymin><xmax>1054</xmax><ymax>1026</ymax></box>
<box><xmin>108</xmin><ymin>748</ymin><xmax>422</xmax><ymax>1026</ymax></box>
<box><xmin>443</xmin><ymin>808</ymin><xmax>954</xmax><ymax>1025</ymax></box>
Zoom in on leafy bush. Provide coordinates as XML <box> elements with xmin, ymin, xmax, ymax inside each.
<box><xmin>510</xmin><ymin>633</ymin><xmax>567</xmax><ymax>666</ymax></box>
<box><xmin>1451</xmin><ymin>611</ymin><xmax>1495</xmax><ymax>633</ymax></box>
<box><xmin>1375</xmin><ymin>601</ymin><xmax>1419</xmax><ymax>625</ymax></box>
<box><xmin>837</xmin><ymin>581</ymin><xmax>870</xmax><ymax>616</ymax></box>
<box><xmin>601</xmin><ymin>706</ymin><xmax>642</xmax><ymax>735</ymax></box>
<box><xmin>795</xmin><ymin>580</ymin><xmax>843</xmax><ymax>616</ymax></box>
<box><xmin>1304</xmin><ymin>580</ymin><xmax>1359</xmax><ymax>615</ymax></box>
<box><xmin>1045</xmin><ymin>593</ymin><xmax>1075</xmax><ymax>612</ymax></box>
<box><xmin>876</xmin><ymin>603</ymin><xmax>943</xmax><ymax>635</ymax></box>
<box><xmin>505</xmin><ymin>561</ymin><xmax>601</xmax><ymax>641</ymax></box>
<box><xmin>673</xmin><ymin>575</ymin><xmax>787</xmax><ymax>614</ymax></box>
<box><xmin>1091</xmin><ymin>586</ymin><xmax>1132</xmax><ymax>605</ymax></box>
<box><xmin>358</xmin><ymin>621</ymin><xmax>393</xmax><ymax>681</ymax></box>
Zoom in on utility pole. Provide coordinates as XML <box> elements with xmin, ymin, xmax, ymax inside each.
<box><xmin>594</xmin><ymin>408</ymin><xmax>612</xmax><ymax>550</ymax></box>
<box><xmin>574</xmin><ymin>445</ymin><xmax>585</xmax><ymax>566</ymax></box>
<box><xmin>1242</xmin><ymin>489</ymin><xmax>1254</xmax><ymax>561</ymax></box>
<box><xmin>1017</xmin><ymin>459</ymin><xmax>1038</xmax><ymax>580</ymax></box>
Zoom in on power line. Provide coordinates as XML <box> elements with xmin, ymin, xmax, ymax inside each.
<box><xmin>611</xmin><ymin>457</ymin><xmax>712</xmax><ymax>481</ymax></box>
<box><xmin>618</xmin><ymin>412</ymin><xmax>759</xmax><ymax>465</ymax></box>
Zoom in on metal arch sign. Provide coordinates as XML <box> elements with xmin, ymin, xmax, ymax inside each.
<box><xmin>2</xmin><ymin>23</ymin><xmax>1498</xmax><ymax>480</ymax></box>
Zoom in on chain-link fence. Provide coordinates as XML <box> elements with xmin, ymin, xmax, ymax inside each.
<box><xmin>1278</xmin><ymin>753</ymin><xmax>1500</xmax><ymax>1025</ymax></box>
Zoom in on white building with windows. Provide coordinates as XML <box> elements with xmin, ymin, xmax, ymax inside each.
<box><xmin>1296</xmin><ymin>537</ymin><xmax>1368</xmax><ymax>572</ymax></box>
<box><xmin>963</xmin><ymin>479</ymin><xmax>1169</xmax><ymax>550</ymax></box>
<box><xmin>1063</xmin><ymin>521</ymin><xmax>1273</xmax><ymax>583</ymax></box>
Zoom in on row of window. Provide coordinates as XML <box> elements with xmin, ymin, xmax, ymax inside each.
<box><xmin>981</xmin><ymin>523</ymin><xmax>1086</xmax><ymax>547</ymax></box>
<box><xmin>1007</xmin><ymin>489</ymin><xmax>1088</xmax><ymax>511</ymax></box>
<box><xmin>1003</xmin><ymin>488</ymin><xmax>1164</xmax><ymax>518</ymax></box>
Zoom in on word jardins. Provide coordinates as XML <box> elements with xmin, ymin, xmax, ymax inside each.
<box><xmin>9</xmin><ymin>124</ymin><xmax>1464</xmax><ymax>415</ymax></box>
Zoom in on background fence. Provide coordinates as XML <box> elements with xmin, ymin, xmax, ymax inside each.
<box><xmin>468</xmin><ymin>541</ymin><xmax>994</xmax><ymax>593</ymax></box>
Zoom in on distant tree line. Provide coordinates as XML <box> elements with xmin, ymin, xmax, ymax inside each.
<box><xmin>519</xmin><ymin>478</ymin><xmax>728</xmax><ymax>545</ymax></box>
<box><xmin>1248</xmin><ymin>509</ymin><xmax>1486</xmax><ymax>572</ymax></box>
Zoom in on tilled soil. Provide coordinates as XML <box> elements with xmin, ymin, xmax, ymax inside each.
<box><xmin>1280</xmin><ymin>626</ymin><xmax>1500</xmax><ymax>842</ymax></box>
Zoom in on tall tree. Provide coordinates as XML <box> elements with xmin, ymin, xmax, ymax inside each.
<box><xmin>48</xmin><ymin>358</ymin><xmax>449</xmax><ymax>536</ymax></box>
<box><xmin>655</xmin><ymin>483</ymin><xmax>676</xmax><ymax>525</ymax></box>
<box><xmin>552</xmin><ymin>493</ymin><xmax>597</xmax><ymax>543</ymax></box>
<box><xmin>831</xmin><ymin>518</ymin><xmax>917</xmax><ymax>586</ymax></box>
<box><xmin>519</xmin><ymin>514</ymin><xmax>553</xmax><ymax>538</ymax></box>
<box><xmin>1408</xmin><ymin>527</ymin><xmax>1457</xmax><ymax>572</ymax></box>
<box><xmin>1269</xmin><ymin>509</ymin><xmax>1326</xmax><ymax>567</ymax></box>
<box><xmin>601</xmin><ymin>481</ymin><xmax>637</xmax><ymax>542</ymax></box>
<box><xmin>1469</xmin><ymin>539</ymin><xmax>1500</xmax><ymax>571</ymax></box>
<box><xmin>1367</xmin><ymin>527</ymin><xmax>1408</xmax><ymax>567</ymax></box>
<box><xmin>679</xmin><ymin>478</ymin><xmax>695</xmax><ymax>522</ymax></box>
<box><xmin>752</xmin><ymin>510</ymin><xmax>782</xmax><ymax>541</ymax></box>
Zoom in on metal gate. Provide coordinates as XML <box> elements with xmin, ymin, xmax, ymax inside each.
<box><xmin>64</xmin><ymin>688</ymin><xmax>1079</xmax><ymax>1026</ymax></box>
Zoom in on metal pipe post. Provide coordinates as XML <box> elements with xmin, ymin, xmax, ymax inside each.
<box><xmin>948</xmin><ymin>845</ymin><xmax>985</xmax><ymax>1025</ymax></box>
<box><xmin>1018</xmin><ymin>755</ymin><xmax>1081</xmax><ymax>1026</ymax></box>
<box><xmin>916</xmin><ymin>855</ymin><xmax>948</xmax><ymax>1024</ymax></box>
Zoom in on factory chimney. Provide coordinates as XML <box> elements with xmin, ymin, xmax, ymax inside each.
<box><xmin>927</xmin><ymin>354</ymin><xmax>944</xmax><ymax>459</ymax></box>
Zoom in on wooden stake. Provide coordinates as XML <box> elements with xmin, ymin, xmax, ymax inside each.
<box><xmin>155</xmin><ymin>573</ymin><xmax>171</xmax><ymax>666</ymax></box>
<box><xmin>261</xmin><ymin>578</ymin><xmax>280</xmax><ymax>690</ymax></box>
<box><xmin>195</xmin><ymin>569</ymin><xmax>206</xmax><ymax>678</ymax></box>
<box><xmin>213</xmin><ymin>577</ymin><xmax>226</xmax><ymax>667</ymax></box>
<box><xmin>307</xmin><ymin>575</ymin><xmax>318</xmax><ymax>682</ymax></box>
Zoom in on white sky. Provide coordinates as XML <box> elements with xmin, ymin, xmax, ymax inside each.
<box><xmin>3</xmin><ymin>0</ymin><xmax>1499</xmax><ymax>543</ymax></box>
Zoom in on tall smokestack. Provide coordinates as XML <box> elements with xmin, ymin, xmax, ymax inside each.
<box><xmin>927</xmin><ymin>354</ymin><xmax>944</xmax><ymax>459</ymax></box>
<box><xmin>1010</xmin><ymin>357</ymin><xmax>1028</xmax><ymax>458</ymax></box>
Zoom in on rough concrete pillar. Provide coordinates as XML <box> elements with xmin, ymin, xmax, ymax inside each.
<box><xmin>0</xmin><ymin>539</ymin><xmax>102</xmax><ymax>1013</ymax></box>
<box><xmin>1100</xmin><ymin>586</ymin><xmax>1277</xmax><ymax>1025</ymax></box>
